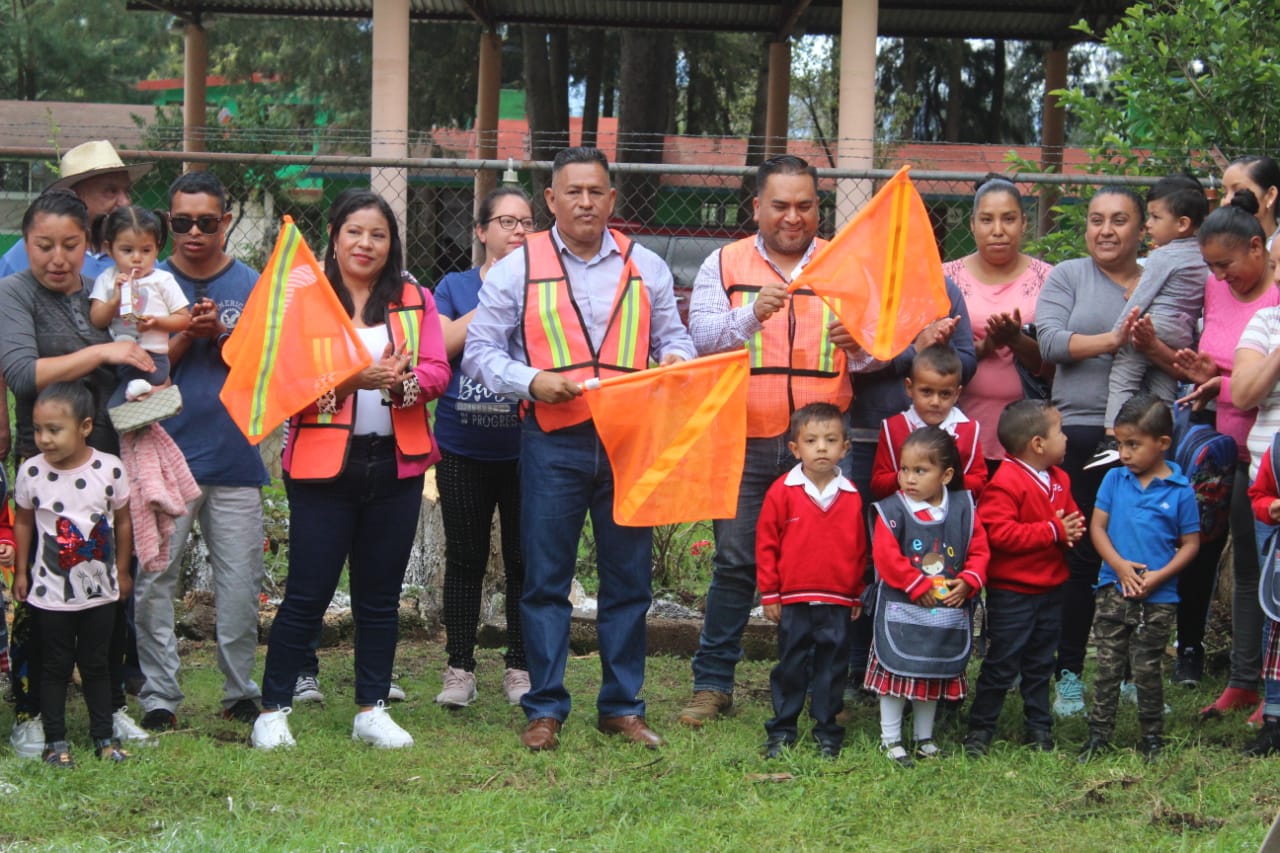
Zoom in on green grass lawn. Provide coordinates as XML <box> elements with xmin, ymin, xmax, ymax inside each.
<box><xmin>0</xmin><ymin>637</ymin><xmax>1275</xmax><ymax>851</ymax></box>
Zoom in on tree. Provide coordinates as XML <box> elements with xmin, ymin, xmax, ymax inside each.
<box><xmin>1056</xmin><ymin>0</ymin><xmax>1280</xmax><ymax>171</ymax></box>
<box><xmin>1025</xmin><ymin>0</ymin><xmax>1280</xmax><ymax>261</ymax></box>
<box><xmin>0</xmin><ymin>0</ymin><xmax>178</xmax><ymax>102</ymax></box>
<box><xmin>616</xmin><ymin>30</ymin><xmax>675</xmax><ymax>222</ymax></box>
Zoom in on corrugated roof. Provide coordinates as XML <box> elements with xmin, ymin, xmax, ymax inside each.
<box><xmin>124</xmin><ymin>0</ymin><xmax>1133</xmax><ymax>41</ymax></box>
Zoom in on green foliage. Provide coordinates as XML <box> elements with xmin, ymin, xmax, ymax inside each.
<box><xmin>0</xmin><ymin>643</ymin><xmax>1275</xmax><ymax>849</ymax></box>
<box><xmin>0</xmin><ymin>0</ymin><xmax>180</xmax><ymax>102</ymax></box>
<box><xmin>1023</xmin><ymin>0</ymin><xmax>1278</xmax><ymax>260</ymax></box>
<box><xmin>1054</xmin><ymin>0</ymin><xmax>1280</xmax><ymax>172</ymax></box>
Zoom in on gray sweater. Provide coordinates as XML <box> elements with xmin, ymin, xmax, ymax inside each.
<box><xmin>1035</xmin><ymin>257</ymin><xmax>1130</xmax><ymax>427</ymax></box>
<box><xmin>0</xmin><ymin>269</ymin><xmax>118</xmax><ymax>459</ymax></box>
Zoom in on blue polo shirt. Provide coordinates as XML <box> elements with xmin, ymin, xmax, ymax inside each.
<box><xmin>1094</xmin><ymin>461</ymin><xmax>1199</xmax><ymax>604</ymax></box>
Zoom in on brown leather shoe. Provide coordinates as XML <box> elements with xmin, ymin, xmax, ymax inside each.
<box><xmin>597</xmin><ymin>714</ymin><xmax>663</xmax><ymax>748</ymax></box>
<box><xmin>520</xmin><ymin>717</ymin><xmax>561</xmax><ymax>751</ymax></box>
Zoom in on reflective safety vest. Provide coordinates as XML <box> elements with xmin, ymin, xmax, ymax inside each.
<box><xmin>285</xmin><ymin>282</ymin><xmax>434</xmax><ymax>481</ymax></box>
<box><xmin>520</xmin><ymin>229</ymin><xmax>652</xmax><ymax>431</ymax></box>
<box><xmin>720</xmin><ymin>237</ymin><xmax>851</xmax><ymax>438</ymax></box>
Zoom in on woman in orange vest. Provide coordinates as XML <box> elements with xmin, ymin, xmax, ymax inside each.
<box><xmin>252</xmin><ymin>190</ymin><xmax>450</xmax><ymax>751</ymax></box>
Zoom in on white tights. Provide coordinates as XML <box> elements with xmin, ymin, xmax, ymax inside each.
<box><xmin>879</xmin><ymin>695</ymin><xmax>938</xmax><ymax>744</ymax></box>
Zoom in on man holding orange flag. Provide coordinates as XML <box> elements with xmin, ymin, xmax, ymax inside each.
<box><xmin>679</xmin><ymin>155</ymin><xmax>875</xmax><ymax>726</ymax></box>
<box><xmin>463</xmin><ymin>147</ymin><xmax>695</xmax><ymax>752</ymax></box>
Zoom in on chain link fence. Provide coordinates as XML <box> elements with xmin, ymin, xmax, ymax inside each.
<box><xmin>1</xmin><ymin>141</ymin><xmax>1171</xmax><ymax>297</ymax></box>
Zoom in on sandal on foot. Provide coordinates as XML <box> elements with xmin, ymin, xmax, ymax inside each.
<box><xmin>95</xmin><ymin>738</ymin><xmax>130</xmax><ymax>763</ymax></box>
<box><xmin>881</xmin><ymin>740</ymin><xmax>914</xmax><ymax>768</ymax></box>
<box><xmin>42</xmin><ymin>741</ymin><xmax>74</xmax><ymax>769</ymax></box>
<box><xmin>915</xmin><ymin>738</ymin><xmax>942</xmax><ymax>759</ymax></box>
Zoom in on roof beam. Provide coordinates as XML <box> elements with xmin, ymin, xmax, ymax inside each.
<box><xmin>461</xmin><ymin>0</ymin><xmax>494</xmax><ymax>30</ymax></box>
<box><xmin>775</xmin><ymin>0</ymin><xmax>813</xmax><ymax>41</ymax></box>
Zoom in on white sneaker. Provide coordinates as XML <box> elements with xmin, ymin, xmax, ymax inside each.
<box><xmin>9</xmin><ymin>716</ymin><xmax>43</xmax><ymax>760</ymax></box>
<box><xmin>293</xmin><ymin>675</ymin><xmax>324</xmax><ymax>704</ymax></box>
<box><xmin>503</xmin><ymin>668</ymin><xmax>531</xmax><ymax>705</ymax></box>
<box><xmin>113</xmin><ymin>707</ymin><xmax>154</xmax><ymax>745</ymax></box>
<box><xmin>352</xmin><ymin>701</ymin><xmax>413</xmax><ymax>748</ymax></box>
<box><xmin>387</xmin><ymin>681</ymin><xmax>406</xmax><ymax>702</ymax></box>
<box><xmin>434</xmin><ymin>666</ymin><xmax>477</xmax><ymax>708</ymax></box>
<box><xmin>251</xmin><ymin>708</ymin><xmax>296</xmax><ymax>750</ymax></box>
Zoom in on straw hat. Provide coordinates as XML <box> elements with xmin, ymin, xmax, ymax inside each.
<box><xmin>48</xmin><ymin>140</ymin><xmax>153</xmax><ymax>191</ymax></box>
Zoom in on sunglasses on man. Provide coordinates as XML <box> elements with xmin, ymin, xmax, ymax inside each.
<box><xmin>168</xmin><ymin>213</ymin><xmax>225</xmax><ymax>235</ymax></box>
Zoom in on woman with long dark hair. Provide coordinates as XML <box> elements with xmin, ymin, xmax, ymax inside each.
<box><xmin>252</xmin><ymin>190</ymin><xmax>450</xmax><ymax>750</ymax></box>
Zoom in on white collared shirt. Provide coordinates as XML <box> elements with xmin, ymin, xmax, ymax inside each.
<box><xmin>784</xmin><ymin>463</ymin><xmax>857</xmax><ymax>512</ymax></box>
<box><xmin>903</xmin><ymin>405</ymin><xmax>968</xmax><ymax>438</ymax></box>
<box><xmin>901</xmin><ymin>487</ymin><xmax>949</xmax><ymax>521</ymax></box>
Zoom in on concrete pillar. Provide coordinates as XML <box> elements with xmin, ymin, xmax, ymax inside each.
<box><xmin>473</xmin><ymin>29</ymin><xmax>502</xmax><ymax>266</ymax></box>
<box><xmin>764</xmin><ymin>39</ymin><xmax>792</xmax><ymax>159</ymax></box>
<box><xmin>836</xmin><ymin>0</ymin><xmax>878</xmax><ymax>225</ymax></box>
<box><xmin>1038</xmin><ymin>43</ymin><xmax>1068</xmax><ymax>238</ymax></box>
<box><xmin>183</xmin><ymin>19</ymin><xmax>208</xmax><ymax>171</ymax></box>
<box><xmin>371</xmin><ymin>0</ymin><xmax>411</xmax><ymax>237</ymax></box>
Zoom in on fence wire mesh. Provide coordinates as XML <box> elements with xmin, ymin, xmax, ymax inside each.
<box><xmin>1</xmin><ymin>136</ymin><xmax>1172</xmax><ymax>295</ymax></box>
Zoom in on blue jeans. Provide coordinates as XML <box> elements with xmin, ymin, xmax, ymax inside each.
<box><xmin>519</xmin><ymin>421</ymin><xmax>652</xmax><ymax>722</ymax></box>
<box><xmin>691</xmin><ymin>435</ymin><xmax>794</xmax><ymax>694</ymax></box>
<box><xmin>261</xmin><ymin>436</ymin><xmax>423</xmax><ymax>708</ymax></box>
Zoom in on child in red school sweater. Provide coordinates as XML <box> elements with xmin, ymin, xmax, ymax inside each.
<box><xmin>757</xmin><ymin>403</ymin><xmax>868</xmax><ymax>759</ymax></box>
<box><xmin>1245</xmin><ymin>431</ymin><xmax>1280</xmax><ymax>757</ymax></box>
<box><xmin>865</xmin><ymin>426</ymin><xmax>989</xmax><ymax>767</ymax></box>
<box><xmin>965</xmin><ymin>400</ymin><xmax>1084</xmax><ymax>756</ymax></box>
<box><xmin>871</xmin><ymin>343</ymin><xmax>987</xmax><ymax>500</ymax></box>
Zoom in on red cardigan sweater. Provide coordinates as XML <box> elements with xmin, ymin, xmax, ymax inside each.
<box><xmin>871</xmin><ymin>410</ymin><xmax>987</xmax><ymax>500</ymax></box>
<box><xmin>976</xmin><ymin>456</ymin><xmax>1078</xmax><ymax>594</ymax></box>
<box><xmin>756</xmin><ymin>471</ymin><xmax>868</xmax><ymax>608</ymax></box>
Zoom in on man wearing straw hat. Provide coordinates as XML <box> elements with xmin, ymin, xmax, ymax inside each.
<box><xmin>0</xmin><ymin>140</ymin><xmax>153</xmax><ymax>279</ymax></box>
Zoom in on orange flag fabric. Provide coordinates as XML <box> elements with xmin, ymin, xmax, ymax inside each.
<box><xmin>220</xmin><ymin>217</ymin><xmax>371</xmax><ymax>444</ymax></box>
<box><xmin>584</xmin><ymin>350</ymin><xmax>749</xmax><ymax>527</ymax></box>
<box><xmin>790</xmin><ymin>166</ymin><xmax>948</xmax><ymax>361</ymax></box>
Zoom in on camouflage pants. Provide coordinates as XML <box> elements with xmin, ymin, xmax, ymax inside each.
<box><xmin>1087</xmin><ymin>586</ymin><xmax>1175</xmax><ymax>740</ymax></box>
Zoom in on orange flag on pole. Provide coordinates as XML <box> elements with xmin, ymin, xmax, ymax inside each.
<box><xmin>220</xmin><ymin>217</ymin><xmax>371</xmax><ymax>444</ymax></box>
<box><xmin>790</xmin><ymin>166</ymin><xmax>948</xmax><ymax>361</ymax></box>
<box><xmin>584</xmin><ymin>350</ymin><xmax>750</xmax><ymax>527</ymax></box>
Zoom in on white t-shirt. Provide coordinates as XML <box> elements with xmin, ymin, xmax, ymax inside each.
<box><xmin>90</xmin><ymin>266</ymin><xmax>189</xmax><ymax>354</ymax></box>
<box><xmin>15</xmin><ymin>449</ymin><xmax>131</xmax><ymax>612</ymax></box>
<box><xmin>1238</xmin><ymin>305</ymin><xmax>1280</xmax><ymax>479</ymax></box>
<box><xmin>353</xmin><ymin>325</ymin><xmax>394</xmax><ymax>436</ymax></box>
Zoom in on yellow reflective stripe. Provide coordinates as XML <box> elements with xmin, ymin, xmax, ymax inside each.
<box><xmin>537</xmin><ymin>283</ymin><xmax>573</xmax><ymax>368</ymax></box>
<box><xmin>817</xmin><ymin>299</ymin><xmax>837</xmax><ymax>373</ymax></box>
<box><xmin>395</xmin><ymin>303</ymin><xmax>421</xmax><ymax>360</ymax></box>
<box><xmin>740</xmin><ymin>292</ymin><xmax>764</xmax><ymax>368</ymax></box>
<box><xmin>614</xmin><ymin>277</ymin><xmax>642</xmax><ymax>369</ymax></box>
<box><xmin>249</xmin><ymin>223</ymin><xmax>300</xmax><ymax>437</ymax></box>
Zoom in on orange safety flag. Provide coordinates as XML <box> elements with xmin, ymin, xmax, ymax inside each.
<box><xmin>789</xmin><ymin>166</ymin><xmax>948</xmax><ymax>361</ymax></box>
<box><xmin>220</xmin><ymin>216</ymin><xmax>371</xmax><ymax>444</ymax></box>
<box><xmin>584</xmin><ymin>349</ymin><xmax>749</xmax><ymax>527</ymax></box>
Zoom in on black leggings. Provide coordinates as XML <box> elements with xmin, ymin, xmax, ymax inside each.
<box><xmin>37</xmin><ymin>603</ymin><xmax>117</xmax><ymax>744</ymax></box>
<box><xmin>437</xmin><ymin>451</ymin><xmax>526</xmax><ymax>672</ymax></box>
<box><xmin>1057</xmin><ymin>424</ymin><xmax>1108</xmax><ymax>678</ymax></box>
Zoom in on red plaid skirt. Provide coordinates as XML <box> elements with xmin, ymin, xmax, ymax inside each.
<box><xmin>1265</xmin><ymin>619</ymin><xmax>1280</xmax><ymax>682</ymax></box>
<box><xmin>863</xmin><ymin>649</ymin><xmax>966</xmax><ymax>702</ymax></box>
